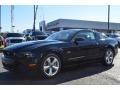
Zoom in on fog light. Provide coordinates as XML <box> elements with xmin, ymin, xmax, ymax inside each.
<box><xmin>28</xmin><ymin>64</ymin><xmax>37</xmax><ymax>68</ymax></box>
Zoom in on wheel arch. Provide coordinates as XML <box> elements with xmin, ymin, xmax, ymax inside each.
<box><xmin>41</xmin><ymin>49</ymin><xmax>64</xmax><ymax>64</ymax></box>
<box><xmin>106</xmin><ymin>45</ymin><xmax>115</xmax><ymax>56</ymax></box>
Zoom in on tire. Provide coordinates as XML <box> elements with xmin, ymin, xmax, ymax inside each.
<box><xmin>39</xmin><ymin>53</ymin><xmax>62</xmax><ymax>79</ymax></box>
<box><xmin>102</xmin><ymin>48</ymin><xmax>114</xmax><ymax>66</ymax></box>
<box><xmin>118</xmin><ymin>42</ymin><xmax>120</xmax><ymax>48</ymax></box>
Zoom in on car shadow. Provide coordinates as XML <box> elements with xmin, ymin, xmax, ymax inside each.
<box><xmin>0</xmin><ymin>63</ymin><xmax>113</xmax><ymax>85</ymax></box>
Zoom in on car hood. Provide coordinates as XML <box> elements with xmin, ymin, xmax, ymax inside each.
<box><xmin>4</xmin><ymin>40</ymin><xmax>64</xmax><ymax>52</ymax></box>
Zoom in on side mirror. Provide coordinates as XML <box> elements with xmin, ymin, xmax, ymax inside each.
<box><xmin>74</xmin><ymin>37</ymin><xmax>85</xmax><ymax>44</ymax></box>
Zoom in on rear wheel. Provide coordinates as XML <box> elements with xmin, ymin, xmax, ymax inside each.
<box><xmin>102</xmin><ymin>48</ymin><xmax>114</xmax><ymax>66</ymax></box>
<box><xmin>39</xmin><ymin>54</ymin><xmax>62</xmax><ymax>79</ymax></box>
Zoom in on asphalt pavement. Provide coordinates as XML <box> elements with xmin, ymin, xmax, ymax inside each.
<box><xmin>0</xmin><ymin>50</ymin><xmax>120</xmax><ymax>85</ymax></box>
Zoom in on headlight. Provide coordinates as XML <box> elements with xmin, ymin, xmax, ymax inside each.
<box><xmin>22</xmin><ymin>39</ymin><xmax>26</xmax><ymax>42</ymax></box>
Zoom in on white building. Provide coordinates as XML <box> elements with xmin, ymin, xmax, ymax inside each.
<box><xmin>46</xmin><ymin>19</ymin><xmax>120</xmax><ymax>34</ymax></box>
<box><xmin>39</xmin><ymin>21</ymin><xmax>46</xmax><ymax>32</ymax></box>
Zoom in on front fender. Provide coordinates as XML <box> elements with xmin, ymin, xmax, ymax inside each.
<box><xmin>39</xmin><ymin>48</ymin><xmax>64</xmax><ymax>62</ymax></box>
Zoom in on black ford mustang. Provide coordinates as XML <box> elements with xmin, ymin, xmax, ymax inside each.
<box><xmin>2</xmin><ymin>30</ymin><xmax>118</xmax><ymax>78</ymax></box>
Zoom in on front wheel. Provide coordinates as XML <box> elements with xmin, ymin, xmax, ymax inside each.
<box><xmin>102</xmin><ymin>48</ymin><xmax>114</xmax><ymax>66</ymax></box>
<box><xmin>39</xmin><ymin>54</ymin><xmax>62</xmax><ymax>79</ymax></box>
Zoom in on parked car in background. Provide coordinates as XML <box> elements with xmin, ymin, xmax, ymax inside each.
<box><xmin>24</xmin><ymin>33</ymin><xmax>29</xmax><ymax>41</ymax></box>
<box><xmin>5</xmin><ymin>33</ymin><xmax>26</xmax><ymax>46</ymax></box>
<box><xmin>107</xmin><ymin>34</ymin><xmax>120</xmax><ymax>47</ymax></box>
<box><xmin>27</xmin><ymin>31</ymin><xmax>48</xmax><ymax>40</ymax></box>
<box><xmin>2</xmin><ymin>30</ymin><xmax>118</xmax><ymax>78</ymax></box>
<box><xmin>0</xmin><ymin>35</ymin><xmax>5</xmax><ymax>50</ymax></box>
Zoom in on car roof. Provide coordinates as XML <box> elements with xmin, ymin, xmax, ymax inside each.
<box><xmin>60</xmin><ymin>29</ymin><xmax>95</xmax><ymax>33</ymax></box>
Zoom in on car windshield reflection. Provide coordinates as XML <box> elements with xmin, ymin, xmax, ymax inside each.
<box><xmin>46</xmin><ymin>30</ymin><xmax>76</xmax><ymax>41</ymax></box>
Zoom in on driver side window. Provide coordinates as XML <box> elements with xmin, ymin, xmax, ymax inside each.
<box><xmin>74</xmin><ymin>31</ymin><xmax>96</xmax><ymax>41</ymax></box>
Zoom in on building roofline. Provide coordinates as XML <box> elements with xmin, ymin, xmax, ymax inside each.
<box><xmin>47</xmin><ymin>18</ymin><xmax>120</xmax><ymax>24</ymax></box>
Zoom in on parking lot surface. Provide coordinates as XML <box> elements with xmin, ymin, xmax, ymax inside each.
<box><xmin>0</xmin><ymin>50</ymin><xmax>120</xmax><ymax>85</ymax></box>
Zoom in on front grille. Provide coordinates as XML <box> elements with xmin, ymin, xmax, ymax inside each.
<box><xmin>3</xmin><ymin>51</ymin><xmax>15</xmax><ymax>58</ymax></box>
<box><xmin>10</xmin><ymin>39</ymin><xmax>22</xmax><ymax>43</ymax></box>
<box><xmin>2</xmin><ymin>61</ymin><xmax>20</xmax><ymax>70</ymax></box>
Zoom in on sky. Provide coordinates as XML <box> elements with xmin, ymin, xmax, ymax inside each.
<box><xmin>1</xmin><ymin>5</ymin><xmax>120</xmax><ymax>33</ymax></box>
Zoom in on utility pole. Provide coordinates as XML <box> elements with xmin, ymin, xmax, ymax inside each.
<box><xmin>33</xmin><ymin>5</ymin><xmax>38</xmax><ymax>31</ymax></box>
<box><xmin>33</xmin><ymin>5</ymin><xmax>35</xmax><ymax>32</ymax></box>
<box><xmin>108</xmin><ymin>5</ymin><xmax>110</xmax><ymax>33</ymax></box>
<box><xmin>11</xmin><ymin>5</ymin><xmax>15</xmax><ymax>32</ymax></box>
<box><xmin>0</xmin><ymin>5</ymin><xmax>1</xmax><ymax>32</ymax></box>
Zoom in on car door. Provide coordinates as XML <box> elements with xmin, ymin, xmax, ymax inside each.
<box><xmin>69</xmin><ymin>31</ymin><xmax>101</xmax><ymax>61</ymax></box>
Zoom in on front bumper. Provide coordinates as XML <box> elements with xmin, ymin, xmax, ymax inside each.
<box><xmin>2</xmin><ymin>55</ymin><xmax>39</xmax><ymax>71</ymax></box>
<box><xmin>6</xmin><ymin>43</ymin><xmax>17</xmax><ymax>47</ymax></box>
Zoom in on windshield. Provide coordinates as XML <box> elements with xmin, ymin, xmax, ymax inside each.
<box><xmin>6</xmin><ymin>33</ymin><xmax>23</xmax><ymax>38</ymax></box>
<box><xmin>30</xmin><ymin>31</ymin><xmax>46</xmax><ymax>36</ymax></box>
<box><xmin>46</xmin><ymin>30</ymin><xmax>77</xmax><ymax>41</ymax></box>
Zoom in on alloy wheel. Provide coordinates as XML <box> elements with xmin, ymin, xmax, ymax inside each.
<box><xmin>43</xmin><ymin>56</ymin><xmax>60</xmax><ymax>77</ymax></box>
<box><xmin>105</xmin><ymin>49</ymin><xmax>114</xmax><ymax>65</ymax></box>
